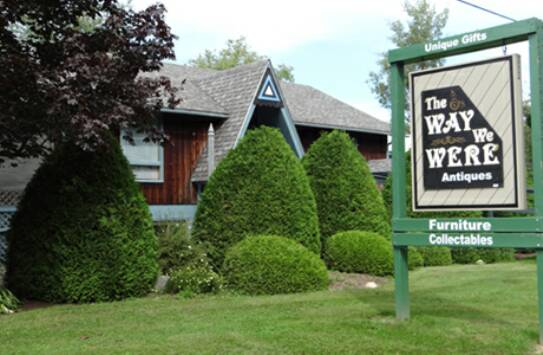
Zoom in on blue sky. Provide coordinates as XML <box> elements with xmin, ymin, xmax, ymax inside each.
<box><xmin>132</xmin><ymin>0</ymin><xmax>542</xmax><ymax>122</ymax></box>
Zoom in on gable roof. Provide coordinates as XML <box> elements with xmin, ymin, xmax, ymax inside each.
<box><xmin>154</xmin><ymin>62</ymin><xmax>390</xmax><ymax>136</ymax></box>
<box><xmin>151</xmin><ymin>61</ymin><xmax>391</xmax><ymax>181</ymax></box>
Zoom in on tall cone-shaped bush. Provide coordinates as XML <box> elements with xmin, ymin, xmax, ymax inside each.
<box><xmin>302</xmin><ymin>130</ymin><xmax>390</xmax><ymax>246</ymax></box>
<box><xmin>6</xmin><ymin>135</ymin><xmax>158</xmax><ymax>303</ymax></box>
<box><xmin>192</xmin><ymin>127</ymin><xmax>320</xmax><ymax>268</ymax></box>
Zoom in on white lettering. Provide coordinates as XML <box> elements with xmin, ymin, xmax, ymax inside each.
<box><xmin>426</xmin><ymin>148</ymin><xmax>447</xmax><ymax>168</ymax></box>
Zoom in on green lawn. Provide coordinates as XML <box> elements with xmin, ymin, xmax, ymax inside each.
<box><xmin>0</xmin><ymin>261</ymin><xmax>540</xmax><ymax>354</ymax></box>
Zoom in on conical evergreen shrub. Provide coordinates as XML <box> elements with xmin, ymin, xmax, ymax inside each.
<box><xmin>302</xmin><ymin>130</ymin><xmax>390</xmax><ymax>246</ymax></box>
<box><xmin>192</xmin><ymin>127</ymin><xmax>320</xmax><ymax>268</ymax></box>
<box><xmin>6</xmin><ymin>136</ymin><xmax>158</xmax><ymax>303</ymax></box>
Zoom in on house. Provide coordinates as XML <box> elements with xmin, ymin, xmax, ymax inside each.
<box><xmin>0</xmin><ymin>60</ymin><xmax>390</xmax><ymax>226</ymax></box>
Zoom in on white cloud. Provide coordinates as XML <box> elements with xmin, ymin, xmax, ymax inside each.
<box><xmin>131</xmin><ymin>0</ymin><xmax>404</xmax><ymax>54</ymax></box>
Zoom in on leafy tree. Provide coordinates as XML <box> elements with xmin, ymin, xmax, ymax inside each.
<box><xmin>6</xmin><ymin>135</ymin><xmax>158</xmax><ymax>303</ymax></box>
<box><xmin>0</xmin><ymin>0</ymin><xmax>179</xmax><ymax>164</ymax></box>
<box><xmin>192</xmin><ymin>127</ymin><xmax>320</xmax><ymax>269</ymax></box>
<box><xmin>368</xmin><ymin>0</ymin><xmax>448</xmax><ymax>117</ymax></box>
<box><xmin>303</xmin><ymin>130</ymin><xmax>390</xmax><ymax>244</ymax></box>
<box><xmin>189</xmin><ymin>37</ymin><xmax>295</xmax><ymax>82</ymax></box>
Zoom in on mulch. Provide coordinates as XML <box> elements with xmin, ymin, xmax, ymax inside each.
<box><xmin>329</xmin><ymin>271</ymin><xmax>388</xmax><ymax>291</ymax></box>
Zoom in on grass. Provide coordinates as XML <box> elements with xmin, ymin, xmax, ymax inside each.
<box><xmin>0</xmin><ymin>261</ymin><xmax>540</xmax><ymax>354</ymax></box>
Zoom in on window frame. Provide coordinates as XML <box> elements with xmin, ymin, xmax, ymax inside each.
<box><xmin>120</xmin><ymin>128</ymin><xmax>165</xmax><ymax>184</ymax></box>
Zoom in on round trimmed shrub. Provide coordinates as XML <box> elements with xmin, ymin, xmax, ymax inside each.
<box><xmin>192</xmin><ymin>127</ymin><xmax>320</xmax><ymax>269</ymax></box>
<box><xmin>303</xmin><ymin>131</ymin><xmax>390</xmax><ymax>244</ymax></box>
<box><xmin>6</xmin><ymin>136</ymin><xmax>158</xmax><ymax>303</ymax></box>
<box><xmin>418</xmin><ymin>247</ymin><xmax>452</xmax><ymax>267</ymax></box>
<box><xmin>223</xmin><ymin>235</ymin><xmax>328</xmax><ymax>295</ymax></box>
<box><xmin>325</xmin><ymin>231</ymin><xmax>393</xmax><ymax>276</ymax></box>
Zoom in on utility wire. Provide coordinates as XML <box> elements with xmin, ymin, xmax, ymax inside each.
<box><xmin>456</xmin><ymin>0</ymin><xmax>516</xmax><ymax>22</ymax></box>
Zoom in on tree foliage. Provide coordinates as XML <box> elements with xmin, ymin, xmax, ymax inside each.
<box><xmin>192</xmin><ymin>127</ymin><xmax>320</xmax><ymax>269</ymax></box>
<box><xmin>368</xmin><ymin>0</ymin><xmax>448</xmax><ymax>115</ymax></box>
<box><xmin>6</xmin><ymin>135</ymin><xmax>158</xmax><ymax>303</ymax></box>
<box><xmin>189</xmin><ymin>37</ymin><xmax>295</xmax><ymax>82</ymax></box>
<box><xmin>303</xmin><ymin>130</ymin><xmax>390</xmax><ymax>244</ymax></box>
<box><xmin>0</xmin><ymin>0</ymin><xmax>179</xmax><ymax>163</ymax></box>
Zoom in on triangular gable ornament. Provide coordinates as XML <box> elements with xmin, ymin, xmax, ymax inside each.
<box><xmin>255</xmin><ymin>71</ymin><xmax>283</xmax><ymax>107</ymax></box>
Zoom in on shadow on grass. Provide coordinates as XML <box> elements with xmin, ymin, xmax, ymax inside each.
<box><xmin>345</xmin><ymin>287</ymin><xmax>517</xmax><ymax>327</ymax></box>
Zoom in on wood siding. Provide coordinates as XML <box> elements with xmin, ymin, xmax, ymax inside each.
<box><xmin>297</xmin><ymin>126</ymin><xmax>388</xmax><ymax>160</ymax></box>
<box><xmin>141</xmin><ymin>120</ymin><xmax>208</xmax><ymax>205</ymax></box>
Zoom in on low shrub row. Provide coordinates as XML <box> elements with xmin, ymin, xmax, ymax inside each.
<box><xmin>451</xmin><ymin>248</ymin><xmax>515</xmax><ymax>264</ymax></box>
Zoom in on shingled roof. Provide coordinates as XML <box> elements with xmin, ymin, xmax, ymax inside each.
<box><xmin>142</xmin><ymin>65</ymin><xmax>227</xmax><ymax>116</ymax></box>
<box><xmin>152</xmin><ymin>61</ymin><xmax>391</xmax><ymax>181</ymax></box>
<box><xmin>280</xmin><ymin>82</ymin><xmax>390</xmax><ymax>135</ymax></box>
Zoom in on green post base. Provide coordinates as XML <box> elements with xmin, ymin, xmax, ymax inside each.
<box><xmin>537</xmin><ymin>250</ymin><xmax>543</xmax><ymax>344</ymax></box>
<box><xmin>394</xmin><ymin>246</ymin><xmax>410</xmax><ymax>320</ymax></box>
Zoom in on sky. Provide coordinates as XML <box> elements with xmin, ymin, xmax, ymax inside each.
<box><xmin>131</xmin><ymin>0</ymin><xmax>543</xmax><ymax>123</ymax></box>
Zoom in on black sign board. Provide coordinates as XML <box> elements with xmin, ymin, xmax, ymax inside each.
<box><xmin>421</xmin><ymin>86</ymin><xmax>504</xmax><ymax>190</ymax></box>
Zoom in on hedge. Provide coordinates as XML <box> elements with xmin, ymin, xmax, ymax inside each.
<box><xmin>451</xmin><ymin>248</ymin><xmax>515</xmax><ymax>264</ymax></box>
<box><xmin>223</xmin><ymin>235</ymin><xmax>328</xmax><ymax>295</ymax></box>
<box><xmin>325</xmin><ymin>231</ymin><xmax>393</xmax><ymax>276</ymax></box>
<box><xmin>418</xmin><ymin>247</ymin><xmax>453</xmax><ymax>267</ymax></box>
<box><xmin>192</xmin><ymin>127</ymin><xmax>320</xmax><ymax>269</ymax></box>
<box><xmin>6</xmin><ymin>136</ymin><xmax>158</xmax><ymax>303</ymax></box>
<box><xmin>303</xmin><ymin>130</ymin><xmax>390</xmax><ymax>245</ymax></box>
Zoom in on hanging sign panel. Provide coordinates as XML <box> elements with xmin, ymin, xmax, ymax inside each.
<box><xmin>410</xmin><ymin>55</ymin><xmax>526</xmax><ymax>211</ymax></box>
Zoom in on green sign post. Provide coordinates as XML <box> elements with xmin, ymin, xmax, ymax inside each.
<box><xmin>389</xmin><ymin>18</ymin><xmax>543</xmax><ymax>342</ymax></box>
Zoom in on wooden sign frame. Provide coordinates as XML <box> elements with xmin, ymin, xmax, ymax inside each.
<box><xmin>388</xmin><ymin>18</ymin><xmax>543</xmax><ymax>343</ymax></box>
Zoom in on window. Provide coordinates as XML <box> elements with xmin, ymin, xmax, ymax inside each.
<box><xmin>120</xmin><ymin>129</ymin><xmax>164</xmax><ymax>183</ymax></box>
